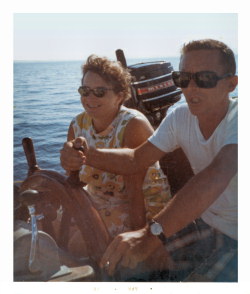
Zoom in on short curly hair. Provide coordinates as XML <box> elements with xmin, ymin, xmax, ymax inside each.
<box><xmin>180</xmin><ymin>39</ymin><xmax>236</xmax><ymax>75</ymax></box>
<box><xmin>82</xmin><ymin>55</ymin><xmax>132</xmax><ymax>102</ymax></box>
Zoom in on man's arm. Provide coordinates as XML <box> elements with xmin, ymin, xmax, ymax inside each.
<box><xmin>155</xmin><ymin>143</ymin><xmax>237</xmax><ymax>237</ymax></box>
<box><xmin>84</xmin><ymin>139</ymin><xmax>166</xmax><ymax>175</ymax></box>
<box><xmin>100</xmin><ymin>143</ymin><xmax>237</xmax><ymax>275</ymax></box>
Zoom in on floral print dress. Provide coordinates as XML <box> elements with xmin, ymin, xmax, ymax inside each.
<box><xmin>71</xmin><ymin>106</ymin><xmax>171</xmax><ymax>237</ymax></box>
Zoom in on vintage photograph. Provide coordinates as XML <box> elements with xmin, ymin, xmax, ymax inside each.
<box><xmin>1</xmin><ymin>6</ymin><xmax>242</xmax><ymax>293</ymax></box>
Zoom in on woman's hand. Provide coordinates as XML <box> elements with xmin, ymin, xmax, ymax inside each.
<box><xmin>100</xmin><ymin>227</ymin><xmax>161</xmax><ymax>276</ymax></box>
<box><xmin>60</xmin><ymin>137</ymin><xmax>88</xmax><ymax>171</ymax></box>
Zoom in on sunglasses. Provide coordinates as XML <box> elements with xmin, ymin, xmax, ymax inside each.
<box><xmin>78</xmin><ymin>86</ymin><xmax>114</xmax><ymax>98</ymax></box>
<box><xmin>172</xmin><ymin>71</ymin><xmax>233</xmax><ymax>89</ymax></box>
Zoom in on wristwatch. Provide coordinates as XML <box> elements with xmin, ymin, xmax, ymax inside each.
<box><xmin>148</xmin><ymin>219</ymin><xmax>167</xmax><ymax>245</ymax></box>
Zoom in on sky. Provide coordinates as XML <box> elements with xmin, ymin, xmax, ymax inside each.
<box><xmin>14</xmin><ymin>13</ymin><xmax>238</xmax><ymax>61</ymax></box>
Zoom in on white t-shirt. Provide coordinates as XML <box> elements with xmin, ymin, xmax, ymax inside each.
<box><xmin>149</xmin><ymin>98</ymin><xmax>238</xmax><ymax>240</ymax></box>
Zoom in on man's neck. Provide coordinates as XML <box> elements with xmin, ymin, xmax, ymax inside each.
<box><xmin>197</xmin><ymin>100</ymin><xmax>230</xmax><ymax>140</ymax></box>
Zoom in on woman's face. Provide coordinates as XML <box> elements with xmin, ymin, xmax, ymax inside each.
<box><xmin>81</xmin><ymin>71</ymin><xmax>123</xmax><ymax>120</ymax></box>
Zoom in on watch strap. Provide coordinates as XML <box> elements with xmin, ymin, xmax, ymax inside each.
<box><xmin>157</xmin><ymin>232</ymin><xmax>167</xmax><ymax>245</ymax></box>
<box><xmin>149</xmin><ymin>219</ymin><xmax>167</xmax><ymax>245</ymax></box>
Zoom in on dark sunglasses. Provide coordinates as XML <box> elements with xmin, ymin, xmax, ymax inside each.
<box><xmin>78</xmin><ymin>86</ymin><xmax>114</xmax><ymax>98</ymax></box>
<box><xmin>172</xmin><ymin>71</ymin><xmax>233</xmax><ymax>89</ymax></box>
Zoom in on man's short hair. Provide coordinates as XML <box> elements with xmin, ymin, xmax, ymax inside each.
<box><xmin>180</xmin><ymin>39</ymin><xmax>236</xmax><ymax>75</ymax></box>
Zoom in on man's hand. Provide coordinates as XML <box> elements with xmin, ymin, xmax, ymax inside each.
<box><xmin>100</xmin><ymin>227</ymin><xmax>161</xmax><ymax>276</ymax></box>
<box><xmin>60</xmin><ymin>137</ymin><xmax>88</xmax><ymax>171</ymax></box>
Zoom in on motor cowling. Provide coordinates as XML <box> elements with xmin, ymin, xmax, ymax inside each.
<box><xmin>129</xmin><ymin>61</ymin><xmax>181</xmax><ymax>125</ymax></box>
<box><xmin>116</xmin><ymin>49</ymin><xmax>181</xmax><ymax>126</ymax></box>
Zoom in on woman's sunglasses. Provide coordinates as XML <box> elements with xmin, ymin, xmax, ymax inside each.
<box><xmin>172</xmin><ymin>71</ymin><xmax>233</xmax><ymax>89</ymax></box>
<box><xmin>78</xmin><ymin>86</ymin><xmax>114</xmax><ymax>98</ymax></box>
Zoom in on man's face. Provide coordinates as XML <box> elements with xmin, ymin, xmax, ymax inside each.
<box><xmin>179</xmin><ymin>49</ymin><xmax>235</xmax><ymax>118</ymax></box>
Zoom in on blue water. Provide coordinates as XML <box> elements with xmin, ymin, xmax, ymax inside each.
<box><xmin>14</xmin><ymin>57</ymin><xmax>238</xmax><ymax>182</ymax></box>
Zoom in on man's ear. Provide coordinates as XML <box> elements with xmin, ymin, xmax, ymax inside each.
<box><xmin>228</xmin><ymin>75</ymin><xmax>238</xmax><ymax>93</ymax></box>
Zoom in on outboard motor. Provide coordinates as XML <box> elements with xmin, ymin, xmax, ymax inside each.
<box><xmin>116</xmin><ymin>49</ymin><xmax>182</xmax><ymax>126</ymax></box>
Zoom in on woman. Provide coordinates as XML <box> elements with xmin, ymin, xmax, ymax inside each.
<box><xmin>62</xmin><ymin>55</ymin><xmax>171</xmax><ymax>258</ymax></box>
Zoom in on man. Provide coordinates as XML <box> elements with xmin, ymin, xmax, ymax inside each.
<box><xmin>60</xmin><ymin>39</ymin><xmax>238</xmax><ymax>281</ymax></box>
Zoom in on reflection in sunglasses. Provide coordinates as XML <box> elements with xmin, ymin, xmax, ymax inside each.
<box><xmin>172</xmin><ymin>71</ymin><xmax>233</xmax><ymax>89</ymax></box>
<box><xmin>78</xmin><ymin>86</ymin><xmax>114</xmax><ymax>98</ymax></box>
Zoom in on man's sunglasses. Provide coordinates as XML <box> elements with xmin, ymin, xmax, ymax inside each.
<box><xmin>78</xmin><ymin>86</ymin><xmax>114</xmax><ymax>98</ymax></box>
<box><xmin>172</xmin><ymin>71</ymin><xmax>233</xmax><ymax>89</ymax></box>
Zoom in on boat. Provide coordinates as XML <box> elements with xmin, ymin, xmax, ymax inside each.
<box><xmin>14</xmin><ymin>49</ymin><xmax>194</xmax><ymax>282</ymax></box>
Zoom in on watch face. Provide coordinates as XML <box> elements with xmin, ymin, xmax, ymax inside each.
<box><xmin>151</xmin><ymin>222</ymin><xmax>163</xmax><ymax>235</ymax></box>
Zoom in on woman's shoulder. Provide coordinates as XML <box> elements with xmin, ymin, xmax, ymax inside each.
<box><xmin>73</xmin><ymin>111</ymin><xmax>91</xmax><ymax>130</ymax></box>
<box><xmin>118</xmin><ymin>106</ymin><xmax>151</xmax><ymax>128</ymax></box>
<box><xmin>121</xmin><ymin>107</ymin><xmax>154</xmax><ymax>148</ymax></box>
<box><xmin>74</xmin><ymin>110</ymin><xmax>87</xmax><ymax>120</ymax></box>
<box><xmin>119</xmin><ymin>106</ymin><xmax>152</xmax><ymax>129</ymax></box>
<box><xmin>119</xmin><ymin>105</ymin><xmax>147</xmax><ymax>120</ymax></box>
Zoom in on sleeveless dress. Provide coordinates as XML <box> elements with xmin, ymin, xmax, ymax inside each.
<box><xmin>71</xmin><ymin>106</ymin><xmax>171</xmax><ymax>237</ymax></box>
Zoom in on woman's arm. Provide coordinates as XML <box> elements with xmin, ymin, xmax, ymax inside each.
<box><xmin>67</xmin><ymin>121</ymin><xmax>75</xmax><ymax>141</ymax></box>
<box><xmin>124</xmin><ymin>174</ymin><xmax>146</xmax><ymax>229</ymax></box>
<box><xmin>122</xmin><ymin>116</ymin><xmax>153</xmax><ymax>230</ymax></box>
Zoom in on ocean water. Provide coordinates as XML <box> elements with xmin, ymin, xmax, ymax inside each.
<box><xmin>14</xmin><ymin>57</ymin><xmax>238</xmax><ymax>183</ymax></box>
